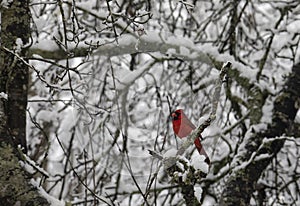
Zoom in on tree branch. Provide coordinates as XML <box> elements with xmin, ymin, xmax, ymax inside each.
<box><xmin>220</xmin><ymin>63</ymin><xmax>300</xmax><ymax>205</ymax></box>
<box><xmin>29</xmin><ymin>31</ymin><xmax>212</xmax><ymax>65</ymax></box>
<box><xmin>177</xmin><ymin>62</ymin><xmax>230</xmax><ymax>156</ymax></box>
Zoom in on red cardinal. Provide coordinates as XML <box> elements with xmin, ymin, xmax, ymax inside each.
<box><xmin>171</xmin><ymin>109</ymin><xmax>210</xmax><ymax>165</ymax></box>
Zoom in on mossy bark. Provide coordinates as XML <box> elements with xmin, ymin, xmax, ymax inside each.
<box><xmin>0</xmin><ymin>143</ymin><xmax>50</xmax><ymax>205</ymax></box>
<box><xmin>0</xmin><ymin>0</ymin><xmax>29</xmax><ymax>153</ymax></box>
<box><xmin>220</xmin><ymin>63</ymin><xmax>300</xmax><ymax>205</ymax></box>
<box><xmin>0</xmin><ymin>1</ymin><xmax>50</xmax><ymax>205</ymax></box>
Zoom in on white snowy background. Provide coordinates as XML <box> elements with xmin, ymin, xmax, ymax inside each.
<box><xmin>24</xmin><ymin>0</ymin><xmax>300</xmax><ymax>205</ymax></box>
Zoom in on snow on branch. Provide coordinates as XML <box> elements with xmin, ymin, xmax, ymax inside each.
<box><xmin>29</xmin><ymin>31</ymin><xmax>256</xmax><ymax>87</ymax></box>
<box><xmin>30</xmin><ymin>31</ymin><xmax>212</xmax><ymax>64</ymax></box>
<box><xmin>149</xmin><ymin>61</ymin><xmax>230</xmax><ymax>169</ymax></box>
<box><xmin>147</xmin><ymin>62</ymin><xmax>229</xmax><ymax>205</ymax></box>
<box><xmin>220</xmin><ymin>63</ymin><xmax>300</xmax><ymax>205</ymax></box>
<box><xmin>177</xmin><ymin>61</ymin><xmax>230</xmax><ymax>157</ymax></box>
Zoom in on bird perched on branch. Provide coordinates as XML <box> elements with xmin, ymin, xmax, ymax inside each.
<box><xmin>171</xmin><ymin>109</ymin><xmax>210</xmax><ymax>165</ymax></box>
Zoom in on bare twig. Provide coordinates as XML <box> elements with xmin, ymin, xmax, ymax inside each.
<box><xmin>148</xmin><ymin>149</ymin><xmax>163</xmax><ymax>160</ymax></box>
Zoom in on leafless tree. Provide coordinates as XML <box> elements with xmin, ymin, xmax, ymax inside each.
<box><xmin>0</xmin><ymin>0</ymin><xmax>299</xmax><ymax>205</ymax></box>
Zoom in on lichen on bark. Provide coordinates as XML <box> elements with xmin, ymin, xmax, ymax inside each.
<box><xmin>0</xmin><ymin>143</ymin><xmax>50</xmax><ymax>205</ymax></box>
<box><xmin>0</xmin><ymin>1</ymin><xmax>50</xmax><ymax>205</ymax></box>
<box><xmin>0</xmin><ymin>0</ymin><xmax>29</xmax><ymax>152</ymax></box>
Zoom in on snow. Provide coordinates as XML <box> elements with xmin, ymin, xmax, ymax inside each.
<box><xmin>0</xmin><ymin>0</ymin><xmax>13</xmax><ymax>8</ymax></box>
<box><xmin>181</xmin><ymin>171</ymin><xmax>188</xmax><ymax>182</ymax></box>
<box><xmin>163</xmin><ymin>148</ymin><xmax>178</xmax><ymax>158</ymax></box>
<box><xmin>30</xmin><ymin>179</ymin><xmax>65</xmax><ymax>206</ymax></box>
<box><xmin>0</xmin><ymin>92</ymin><xmax>8</xmax><ymax>100</ymax></box>
<box><xmin>272</xmin><ymin>33</ymin><xmax>293</xmax><ymax>52</ymax></box>
<box><xmin>32</xmin><ymin>39</ymin><xmax>61</xmax><ymax>52</ymax></box>
<box><xmin>194</xmin><ymin>185</ymin><xmax>203</xmax><ymax>203</ymax></box>
<box><xmin>24</xmin><ymin>0</ymin><xmax>300</xmax><ymax>205</ymax></box>
<box><xmin>15</xmin><ymin>38</ymin><xmax>23</xmax><ymax>53</ymax></box>
<box><xmin>166</xmin><ymin>48</ymin><xmax>177</xmax><ymax>56</ymax></box>
<box><xmin>115</xmin><ymin>59</ymin><xmax>155</xmax><ymax>90</ymax></box>
<box><xmin>179</xmin><ymin>46</ymin><xmax>190</xmax><ymax>56</ymax></box>
<box><xmin>191</xmin><ymin>153</ymin><xmax>209</xmax><ymax>174</ymax></box>
<box><xmin>295</xmin><ymin>110</ymin><xmax>300</xmax><ymax>123</ymax></box>
<box><xmin>287</xmin><ymin>20</ymin><xmax>300</xmax><ymax>33</ymax></box>
<box><xmin>254</xmin><ymin>153</ymin><xmax>271</xmax><ymax>161</ymax></box>
<box><xmin>21</xmin><ymin>154</ymin><xmax>50</xmax><ymax>177</ymax></box>
<box><xmin>32</xmin><ymin>30</ymin><xmax>214</xmax><ymax>65</ymax></box>
<box><xmin>261</xmin><ymin>97</ymin><xmax>274</xmax><ymax>124</ymax></box>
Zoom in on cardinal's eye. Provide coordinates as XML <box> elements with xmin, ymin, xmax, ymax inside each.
<box><xmin>171</xmin><ymin>112</ymin><xmax>180</xmax><ymax>120</ymax></box>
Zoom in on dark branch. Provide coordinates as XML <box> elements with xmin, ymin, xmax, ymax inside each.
<box><xmin>220</xmin><ymin>63</ymin><xmax>300</xmax><ymax>205</ymax></box>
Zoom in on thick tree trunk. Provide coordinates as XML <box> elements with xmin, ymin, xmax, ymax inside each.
<box><xmin>220</xmin><ymin>63</ymin><xmax>300</xmax><ymax>205</ymax></box>
<box><xmin>0</xmin><ymin>1</ymin><xmax>50</xmax><ymax>205</ymax></box>
<box><xmin>0</xmin><ymin>0</ymin><xmax>29</xmax><ymax>153</ymax></box>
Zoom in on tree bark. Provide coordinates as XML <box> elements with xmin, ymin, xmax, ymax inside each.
<box><xmin>0</xmin><ymin>143</ymin><xmax>50</xmax><ymax>205</ymax></box>
<box><xmin>220</xmin><ymin>63</ymin><xmax>300</xmax><ymax>205</ymax></box>
<box><xmin>0</xmin><ymin>0</ymin><xmax>29</xmax><ymax>152</ymax></box>
<box><xmin>0</xmin><ymin>1</ymin><xmax>50</xmax><ymax>205</ymax></box>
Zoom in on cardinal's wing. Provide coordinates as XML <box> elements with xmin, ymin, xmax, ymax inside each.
<box><xmin>182</xmin><ymin>113</ymin><xmax>196</xmax><ymax>130</ymax></box>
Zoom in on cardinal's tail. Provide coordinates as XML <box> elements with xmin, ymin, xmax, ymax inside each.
<box><xmin>194</xmin><ymin>138</ymin><xmax>210</xmax><ymax>165</ymax></box>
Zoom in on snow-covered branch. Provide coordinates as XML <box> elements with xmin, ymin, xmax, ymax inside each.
<box><xmin>177</xmin><ymin>62</ymin><xmax>230</xmax><ymax>157</ymax></box>
<box><xmin>30</xmin><ymin>31</ymin><xmax>212</xmax><ymax>64</ymax></box>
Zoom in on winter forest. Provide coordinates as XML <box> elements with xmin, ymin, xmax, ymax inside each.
<box><xmin>0</xmin><ymin>0</ymin><xmax>300</xmax><ymax>205</ymax></box>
